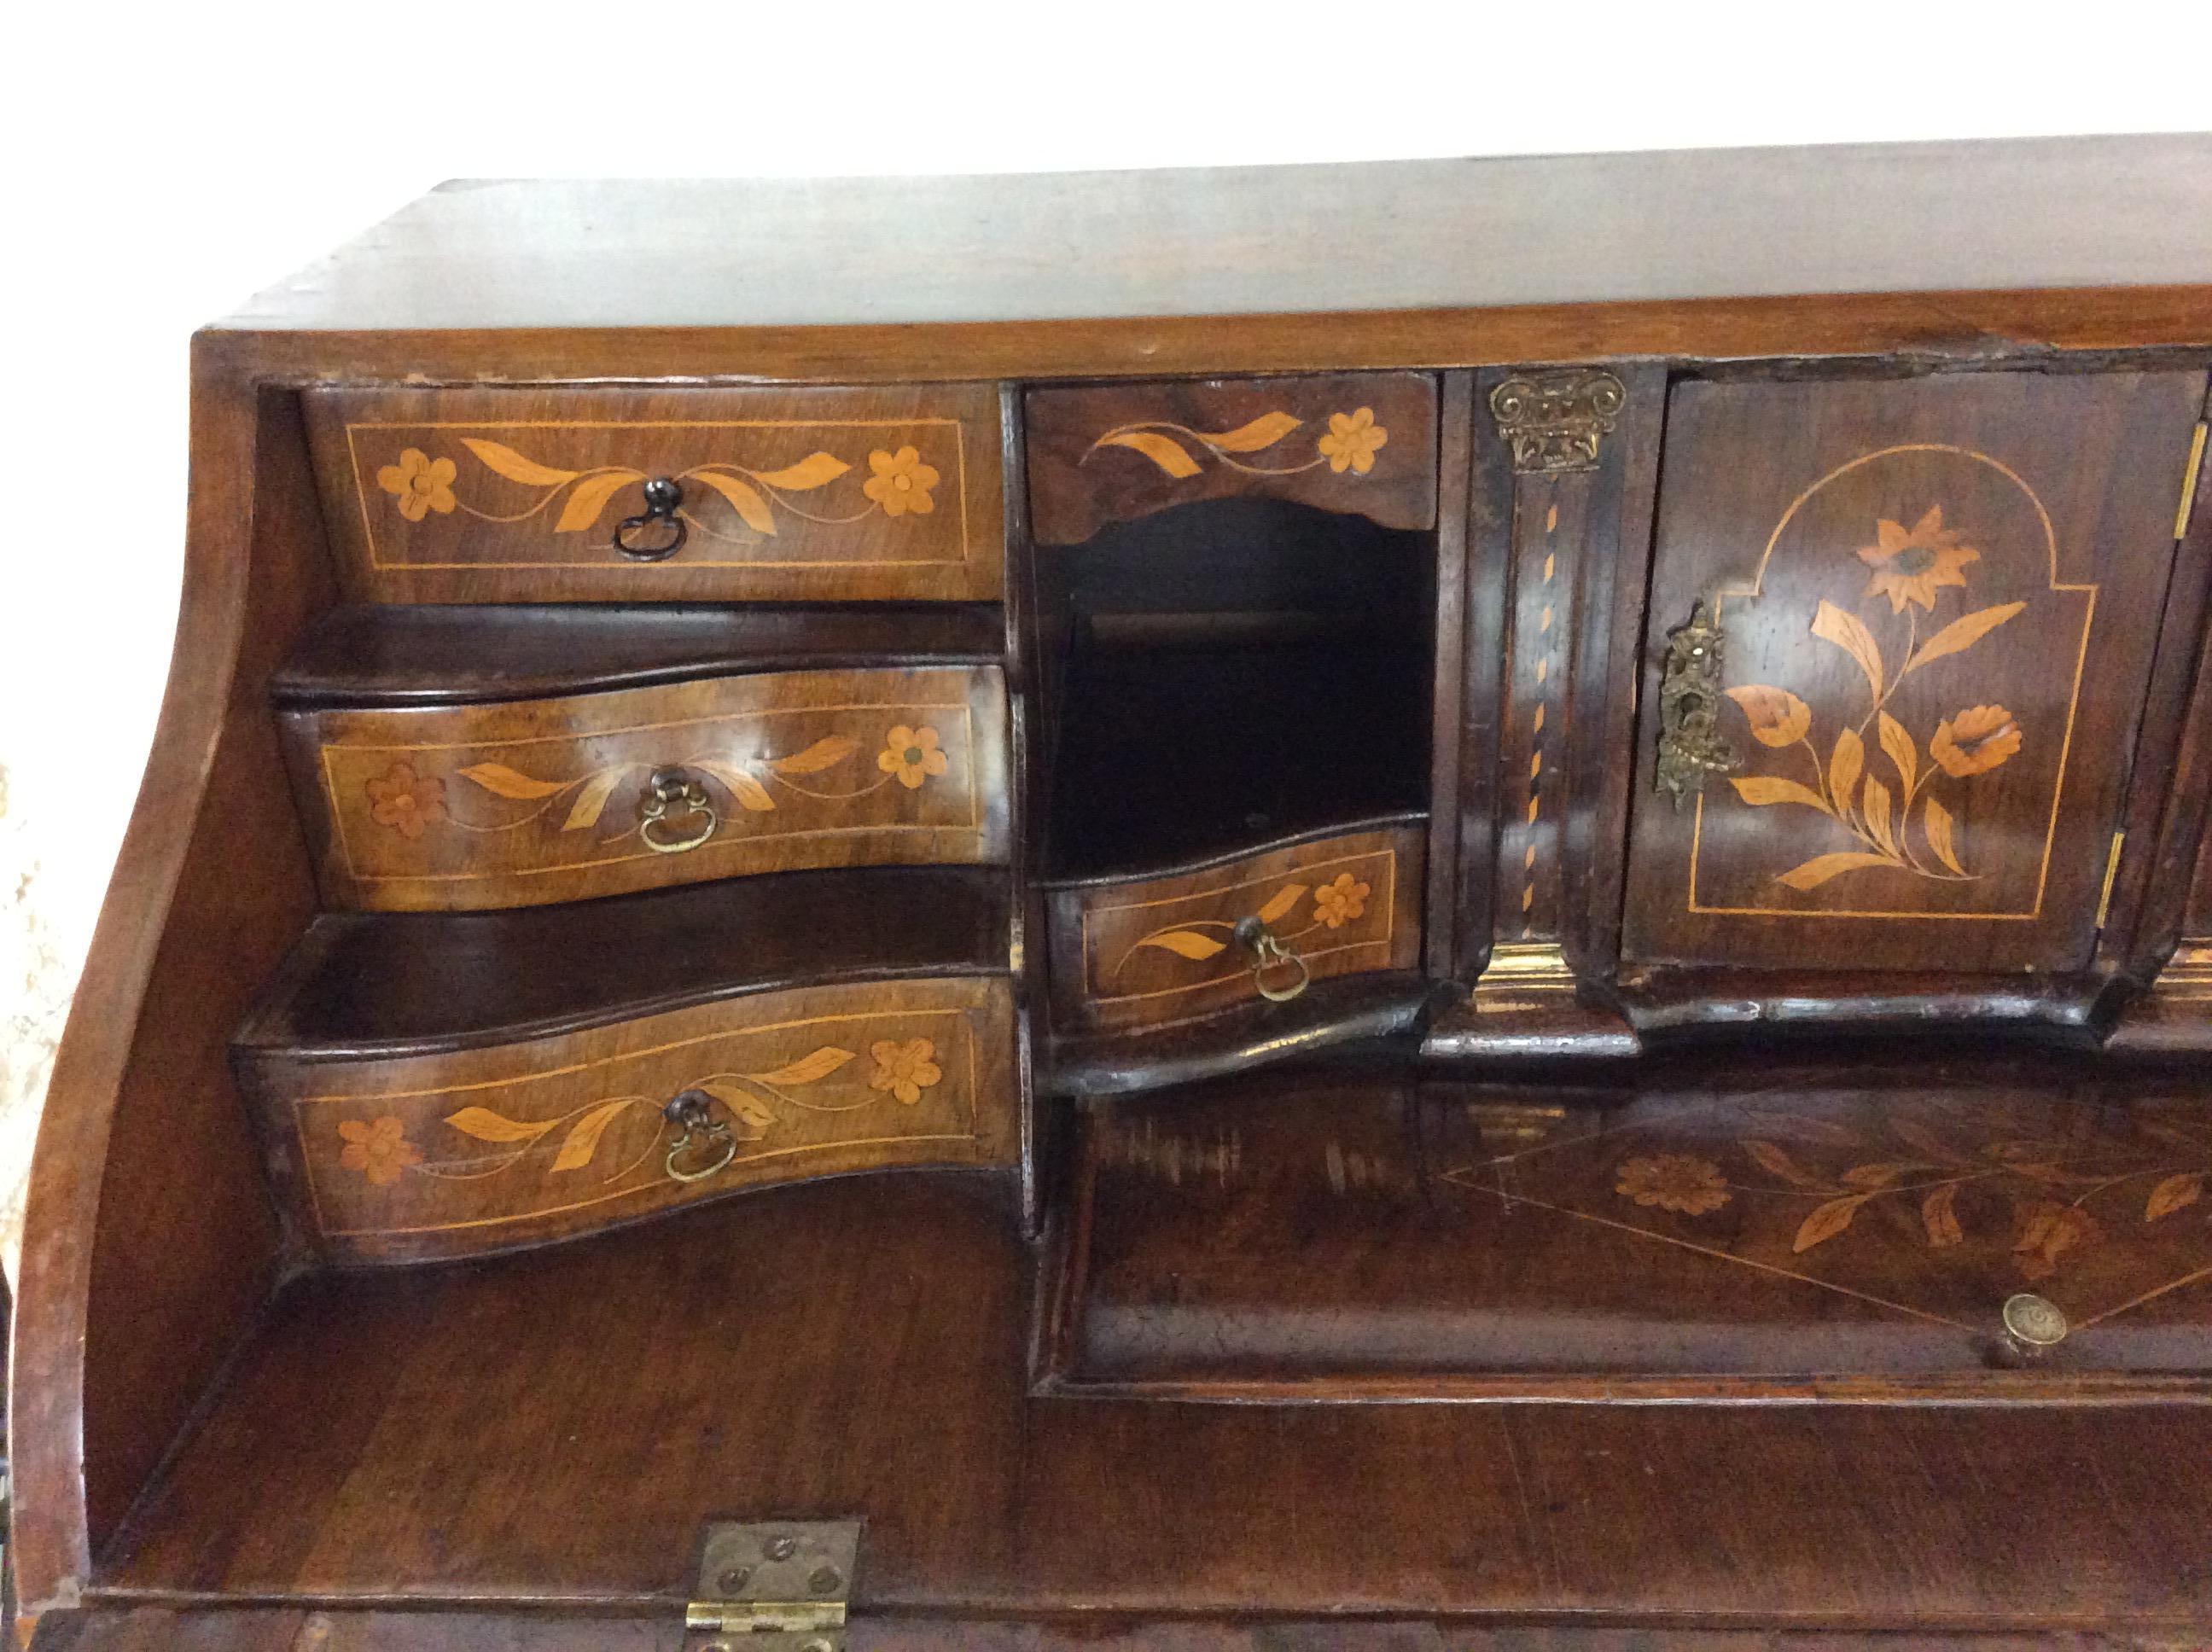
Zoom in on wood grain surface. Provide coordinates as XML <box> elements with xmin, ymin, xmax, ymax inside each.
<box><xmin>1025</xmin><ymin>374</ymin><xmax>1437</xmax><ymax>544</ymax></box>
<box><xmin>1621</xmin><ymin>368</ymin><xmax>2209</xmax><ymax>974</ymax></box>
<box><xmin>1044</xmin><ymin>820</ymin><xmax>1424</xmax><ymax>1034</ymax></box>
<box><xmin>282</xmin><ymin>666</ymin><xmax>1009</xmax><ymax>910</ymax></box>
<box><xmin>239</xmin><ymin>976</ymin><xmax>1016</xmax><ymax>1265</ymax></box>
<box><xmin>305</xmin><ymin>384</ymin><xmax>1004</xmax><ymax>602</ymax></box>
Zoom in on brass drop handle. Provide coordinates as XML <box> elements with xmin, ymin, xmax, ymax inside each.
<box><xmin>663</xmin><ymin>1088</ymin><xmax>736</xmax><ymax>1184</ymax></box>
<box><xmin>640</xmin><ymin>766</ymin><xmax>717</xmax><ymax>854</ymax></box>
<box><xmin>614</xmin><ymin>475</ymin><xmax>688</xmax><ymax>561</ymax></box>
<box><xmin>1653</xmin><ymin>597</ymin><xmax>1742</xmax><ymax>809</ymax></box>
<box><xmin>1233</xmin><ymin>916</ymin><xmax>1311</xmax><ymax>1003</ymax></box>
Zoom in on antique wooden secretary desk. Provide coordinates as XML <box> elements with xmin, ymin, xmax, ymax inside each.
<box><xmin>15</xmin><ymin>137</ymin><xmax>2212</xmax><ymax>1648</ymax></box>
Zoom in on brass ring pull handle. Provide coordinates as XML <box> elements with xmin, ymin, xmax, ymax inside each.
<box><xmin>1234</xmin><ymin>916</ymin><xmax>1311</xmax><ymax>1003</ymax></box>
<box><xmin>613</xmin><ymin>476</ymin><xmax>688</xmax><ymax>561</ymax></box>
<box><xmin>663</xmin><ymin>1088</ymin><xmax>736</xmax><ymax>1184</ymax></box>
<box><xmin>1653</xmin><ymin>596</ymin><xmax>1741</xmax><ymax>809</ymax></box>
<box><xmin>639</xmin><ymin>766</ymin><xmax>717</xmax><ymax>855</ymax></box>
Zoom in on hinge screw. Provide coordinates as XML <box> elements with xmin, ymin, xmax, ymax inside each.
<box><xmin>715</xmin><ymin>1564</ymin><xmax>752</xmax><ymax>1595</ymax></box>
<box><xmin>808</xmin><ymin>1565</ymin><xmax>844</xmax><ymax>1594</ymax></box>
<box><xmin>764</xmin><ymin>1534</ymin><xmax>799</xmax><ymax>1562</ymax></box>
<box><xmin>799</xmin><ymin>1640</ymin><xmax>835</xmax><ymax>1652</ymax></box>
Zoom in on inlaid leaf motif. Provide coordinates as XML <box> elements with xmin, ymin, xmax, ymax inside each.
<box><xmin>2146</xmin><ymin>1172</ymin><xmax>2204</xmax><ymax>1222</ymax></box>
<box><xmin>1860</xmin><ymin>776</ymin><xmax>1899</xmax><ymax>858</ymax></box>
<box><xmin>1137</xmin><ymin>929</ymin><xmax>1228</xmax><ymax>960</ymax></box>
<box><xmin>1255</xmin><ymin>883</ymin><xmax>1308</xmax><ymax>925</ymax></box>
<box><xmin>746</xmin><ymin>1046</ymin><xmax>858</xmax><ymax>1087</ymax></box>
<box><xmin>696</xmin><ymin>1081</ymin><xmax>775</xmax><ymax>1139</ymax></box>
<box><xmin>459</xmin><ymin>438</ymin><xmax>579</xmax><ymax>487</ymax></box>
<box><xmin>444</xmin><ymin>1107</ymin><xmax>557</xmax><ymax>1143</ymax></box>
<box><xmin>769</xmin><ymin>736</ymin><xmax>859</xmax><ymax>777</ymax></box>
<box><xmin>456</xmin><ymin>762</ymin><xmax>565</xmax><ymax>800</ymax></box>
<box><xmin>1922</xmin><ymin>1183</ymin><xmax>1964</xmax><ymax>1248</ymax></box>
<box><xmin>1828</xmin><ymin>727</ymin><xmax>1864</xmax><ymax>811</ymax></box>
<box><xmin>1744</xmin><ymin>1138</ymin><xmax>1823</xmax><ymax>1188</ymax></box>
<box><xmin>1726</xmin><ymin>685</ymin><xmax>1812</xmax><ymax>748</ymax></box>
<box><xmin>697</xmin><ymin>761</ymin><xmax>777</xmax><ymax>812</ymax></box>
<box><xmin>1903</xmin><ymin>602</ymin><xmax>2026</xmax><ymax>676</ymax></box>
<box><xmin>2014</xmin><ymin>1201</ymin><xmax>2095</xmax><ymax>1280</ymax></box>
<box><xmin>1812</xmin><ymin>600</ymin><xmax>1884</xmax><ymax>704</ymax></box>
<box><xmin>1923</xmin><ymin>796</ymin><xmax>1968</xmax><ymax>875</ymax></box>
<box><xmin>1776</xmin><ymin>851</ymin><xmax>1896</xmax><ymax>891</ymax></box>
<box><xmin>1840</xmin><ymin>1161</ymin><xmax>1924</xmax><ymax>1190</ymax></box>
<box><xmin>550</xmin><ymin>1098</ymin><xmax>634</xmax><ymax>1174</ymax></box>
<box><xmin>1877</xmin><ymin>710</ymin><xmax>1917</xmax><ymax>793</ymax></box>
<box><xmin>748</xmin><ymin>452</ymin><xmax>852</xmax><ymax>491</ymax></box>
<box><xmin>555</xmin><ymin>469</ymin><xmax>646</xmax><ymax>533</ymax></box>
<box><xmin>1730</xmin><ymin>776</ymin><xmax>1832</xmax><ymax>813</ymax></box>
<box><xmin>1200</xmin><ymin>411</ymin><xmax>1304</xmax><ymax>452</ymax></box>
<box><xmin>1794</xmin><ymin>1194</ymin><xmax>1873</xmax><ymax>1253</ymax></box>
<box><xmin>1097</xmin><ymin>430</ymin><xmax>1202</xmax><ymax>477</ymax></box>
<box><xmin>562</xmin><ymin>767</ymin><xmax>627</xmax><ymax>831</ymax></box>
<box><xmin>689</xmin><ymin>469</ymin><xmax>779</xmax><ymax>535</ymax></box>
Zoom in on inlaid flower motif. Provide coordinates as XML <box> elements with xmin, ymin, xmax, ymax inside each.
<box><xmin>862</xmin><ymin>446</ymin><xmax>940</xmax><ymax>516</ymax></box>
<box><xmin>1311</xmin><ymin>872</ymin><xmax>1371</xmax><ymax>929</ymax></box>
<box><xmin>876</xmin><ymin>724</ymin><xmax>948</xmax><ymax>789</ymax></box>
<box><xmin>1930</xmin><ymin>703</ymin><xmax>2022</xmax><ymax>777</ymax></box>
<box><xmin>1855</xmin><ymin>504</ymin><xmax>1979</xmax><ymax>614</ymax></box>
<box><xmin>1615</xmin><ymin>1154</ymin><xmax>1730</xmax><ymax>1214</ymax></box>
<box><xmin>338</xmin><ymin>1115</ymin><xmax>422</xmax><ymax>1185</ymax></box>
<box><xmin>364</xmin><ymin>761</ymin><xmax>448</xmax><ymax>839</ymax></box>
<box><xmin>869</xmin><ymin>1038</ymin><xmax>942</xmax><ymax>1104</ymax></box>
<box><xmin>376</xmin><ymin>448</ymin><xmax>459</xmax><ymax>522</ymax></box>
<box><xmin>1316</xmin><ymin>407</ymin><xmax>1388</xmax><ymax>475</ymax></box>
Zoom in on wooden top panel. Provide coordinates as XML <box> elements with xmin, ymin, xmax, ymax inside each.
<box><xmin>222</xmin><ymin>140</ymin><xmax>2212</xmax><ymax>335</ymax></box>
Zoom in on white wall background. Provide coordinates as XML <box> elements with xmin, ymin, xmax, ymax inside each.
<box><xmin>2</xmin><ymin>0</ymin><xmax>2207</xmax><ymax>1279</ymax></box>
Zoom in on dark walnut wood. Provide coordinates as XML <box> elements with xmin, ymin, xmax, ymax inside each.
<box><xmin>1024</xmin><ymin>373</ymin><xmax>1438</xmax><ymax>544</ymax></box>
<box><xmin>280</xmin><ymin>665</ymin><xmax>1010</xmax><ymax>910</ymax></box>
<box><xmin>1621</xmin><ymin>368</ymin><xmax>2209</xmax><ymax>978</ymax></box>
<box><xmin>16</xmin><ymin>144</ymin><xmax>2212</xmax><ymax>1648</ymax></box>
<box><xmin>271</xmin><ymin>602</ymin><xmax>1004</xmax><ymax>706</ymax></box>
<box><xmin>239</xmin><ymin>975</ymin><xmax>1017</xmax><ymax>1265</ymax></box>
<box><xmin>1042</xmin><ymin>819</ymin><xmax>1425</xmax><ymax>1036</ymax></box>
<box><xmin>304</xmin><ymin>383</ymin><xmax>1005</xmax><ymax>602</ymax></box>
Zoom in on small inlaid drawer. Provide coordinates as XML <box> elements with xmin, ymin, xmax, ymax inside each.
<box><xmin>238</xmin><ymin>976</ymin><xmax>1017</xmax><ymax>1265</ymax></box>
<box><xmin>1045</xmin><ymin>819</ymin><xmax>1424</xmax><ymax>1034</ymax></box>
<box><xmin>1025</xmin><ymin>372</ymin><xmax>1439</xmax><ymax>546</ymax></box>
<box><xmin>282</xmin><ymin>666</ymin><xmax>1009</xmax><ymax>910</ymax></box>
<box><xmin>304</xmin><ymin>383</ymin><xmax>1004</xmax><ymax>602</ymax></box>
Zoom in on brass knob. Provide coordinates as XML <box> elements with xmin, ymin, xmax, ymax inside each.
<box><xmin>2001</xmin><ymin>1293</ymin><xmax>2068</xmax><ymax>1357</ymax></box>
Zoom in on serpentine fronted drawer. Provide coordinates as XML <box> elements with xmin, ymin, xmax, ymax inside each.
<box><xmin>280</xmin><ymin>665</ymin><xmax>1010</xmax><ymax>910</ymax></box>
<box><xmin>1045</xmin><ymin>818</ymin><xmax>1426</xmax><ymax>1034</ymax></box>
<box><xmin>304</xmin><ymin>383</ymin><xmax>1005</xmax><ymax>602</ymax></box>
<box><xmin>237</xmin><ymin>975</ymin><xmax>1017</xmax><ymax>1265</ymax></box>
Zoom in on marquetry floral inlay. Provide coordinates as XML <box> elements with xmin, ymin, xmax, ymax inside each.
<box><xmin>364</xmin><ymin>761</ymin><xmax>449</xmax><ymax>840</ymax></box>
<box><xmin>375</xmin><ymin>436</ymin><xmax>942</xmax><ymax>542</ymax></box>
<box><xmin>1085</xmin><ymin>409</ymin><xmax>1387</xmax><ymax>480</ymax></box>
<box><xmin>338</xmin><ymin>1115</ymin><xmax>423</xmax><ymax>1185</ymax></box>
<box><xmin>1725</xmin><ymin>504</ymin><xmax>2027</xmax><ymax>892</ymax></box>
<box><xmin>1110</xmin><ymin>864</ymin><xmax>1383</xmax><ymax>984</ymax></box>
<box><xmin>358</xmin><ymin>724</ymin><xmax>949</xmax><ymax>846</ymax></box>
<box><xmin>377</xmin><ymin>450</ymin><xmax>458</xmax><ymax>521</ymax></box>
<box><xmin>1607</xmin><ymin>1108</ymin><xmax>2212</xmax><ymax>1282</ymax></box>
<box><xmin>335</xmin><ymin>1035</ymin><xmax>952</xmax><ymax>1193</ymax></box>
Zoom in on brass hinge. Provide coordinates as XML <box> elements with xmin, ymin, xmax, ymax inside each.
<box><xmin>2095</xmin><ymin>831</ymin><xmax>2126</xmax><ymax>931</ymax></box>
<box><xmin>2180</xmin><ymin>422</ymin><xmax>2208</xmax><ymax>541</ymax></box>
<box><xmin>685</xmin><ymin>1520</ymin><xmax>859</xmax><ymax>1651</ymax></box>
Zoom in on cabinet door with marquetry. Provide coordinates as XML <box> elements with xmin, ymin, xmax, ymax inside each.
<box><xmin>1622</xmin><ymin>369</ymin><xmax>2208</xmax><ymax>974</ymax></box>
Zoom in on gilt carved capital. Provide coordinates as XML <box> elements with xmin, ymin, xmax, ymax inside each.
<box><xmin>1488</xmin><ymin>369</ymin><xmax>1627</xmax><ymax>474</ymax></box>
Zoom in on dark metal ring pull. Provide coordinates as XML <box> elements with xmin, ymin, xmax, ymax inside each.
<box><xmin>1233</xmin><ymin>915</ymin><xmax>1311</xmax><ymax>1003</ymax></box>
<box><xmin>663</xmin><ymin>1087</ymin><xmax>736</xmax><ymax>1184</ymax></box>
<box><xmin>640</xmin><ymin>765</ymin><xmax>717</xmax><ymax>854</ymax></box>
<box><xmin>614</xmin><ymin>475</ymin><xmax>688</xmax><ymax>561</ymax></box>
